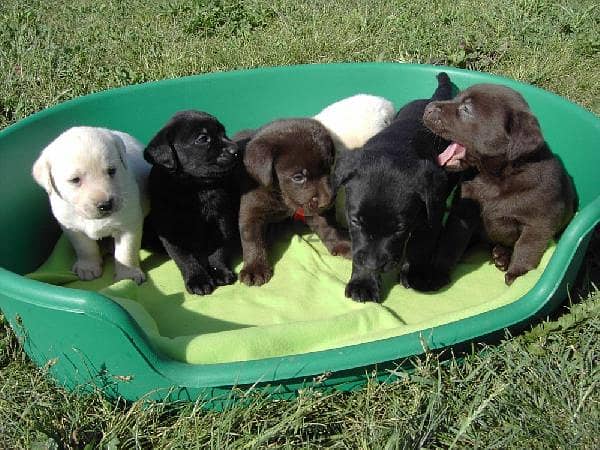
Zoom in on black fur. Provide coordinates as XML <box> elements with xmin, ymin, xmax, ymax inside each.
<box><xmin>144</xmin><ymin>110</ymin><xmax>241</xmax><ymax>295</ymax></box>
<box><xmin>333</xmin><ymin>73</ymin><xmax>456</xmax><ymax>302</ymax></box>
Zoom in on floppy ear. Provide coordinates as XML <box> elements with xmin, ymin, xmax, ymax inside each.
<box><xmin>144</xmin><ymin>127</ymin><xmax>177</xmax><ymax>170</ymax></box>
<box><xmin>243</xmin><ymin>138</ymin><xmax>275</xmax><ymax>187</ymax></box>
<box><xmin>506</xmin><ymin>110</ymin><xmax>544</xmax><ymax>161</ymax></box>
<box><xmin>418</xmin><ymin>162</ymin><xmax>447</xmax><ymax>229</ymax></box>
<box><xmin>32</xmin><ymin>151</ymin><xmax>53</xmax><ymax>194</ymax></box>
<box><xmin>331</xmin><ymin>150</ymin><xmax>359</xmax><ymax>192</ymax></box>
<box><xmin>111</xmin><ymin>133</ymin><xmax>128</xmax><ymax>169</ymax></box>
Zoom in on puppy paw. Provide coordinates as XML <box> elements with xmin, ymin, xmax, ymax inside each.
<box><xmin>492</xmin><ymin>245</ymin><xmax>512</xmax><ymax>272</ymax></box>
<box><xmin>210</xmin><ymin>266</ymin><xmax>237</xmax><ymax>286</ymax></box>
<box><xmin>240</xmin><ymin>263</ymin><xmax>273</xmax><ymax>286</ymax></box>
<box><xmin>404</xmin><ymin>270</ymin><xmax>450</xmax><ymax>292</ymax></box>
<box><xmin>330</xmin><ymin>240</ymin><xmax>352</xmax><ymax>259</ymax></box>
<box><xmin>185</xmin><ymin>273</ymin><xmax>216</xmax><ymax>295</ymax></box>
<box><xmin>72</xmin><ymin>259</ymin><xmax>103</xmax><ymax>281</ymax></box>
<box><xmin>504</xmin><ymin>267</ymin><xmax>530</xmax><ymax>286</ymax></box>
<box><xmin>345</xmin><ymin>278</ymin><xmax>381</xmax><ymax>303</ymax></box>
<box><xmin>114</xmin><ymin>263</ymin><xmax>146</xmax><ymax>285</ymax></box>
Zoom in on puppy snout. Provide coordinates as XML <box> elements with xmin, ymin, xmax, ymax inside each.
<box><xmin>96</xmin><ymin>198</ymin><xmax>114</xmax><ymax>214</ymax></box>
<box><xmin>355</xmin><ymin>250</ymin><xmax>389</xmax><ymax>271</ymax></box>
<box><xmin>423</xmin><ymin>103</ymin><xmax>441</xmax><ymax>121</ymax></box>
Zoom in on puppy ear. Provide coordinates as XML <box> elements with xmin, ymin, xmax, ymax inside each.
<box><xmin>418</xmin><ymin>162</ymin><xmax>447</xmax><ymax>229</ymax></box>
<box><xmin>506</xmin><ymin>110</ymin><xmax>544</xmax><ymax>160</ymax></box>
<box><xmin>332</xmin><ymin>150</ymin><xmax>358</xmax><ymax>192</ymax></box>
<box><xmin>144</xmin><ymin>128</ymin><xmax>177</xmax><ymax>170</ymax></box>
<box><xmin>244</xmin><ymin>138</ymin><xmax>275</xmax><ymax>186</ymax></box>
<box><xmin>32</xmin><ymin>152</ymin><xmax>53</xmax><ymax>193</ymax></box>
<box><xmin>111</xmin><ymin>133</ymin><xmax>128</xmax><ymax>169</ymax></box>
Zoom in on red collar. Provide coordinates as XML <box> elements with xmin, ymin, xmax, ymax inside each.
<box><xmin>293</xmin><ymin>207</ymin><xmax>306</xmax><ymax>223</ymax></box>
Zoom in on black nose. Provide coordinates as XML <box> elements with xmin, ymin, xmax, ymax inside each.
<box><xmin>355</xmin><ymin>250</ymin><xmax>389</xmax><ymax>271</ymax></box>
<box><xmin>97</xmin><ymin>199</ymin><xmax>113</xmax><ymax>213</ymax></box>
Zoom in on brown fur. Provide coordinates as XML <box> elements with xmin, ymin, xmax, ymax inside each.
<box><xmin>237</xmin><ymin>118</ymin><xmax>351</xmax><ymax>286</ymax></box>
<box><xmin>423</xmin><ymin>84</ymin><xmax>575</xmax><ymax>285</ymax></box>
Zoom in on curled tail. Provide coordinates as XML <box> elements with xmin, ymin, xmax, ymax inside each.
<box><xmin>431</xmin><ymin>72</ymin><xmax>453</xmax><ymax>101</ymax></box>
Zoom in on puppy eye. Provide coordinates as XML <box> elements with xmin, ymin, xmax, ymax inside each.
<box><xmin>350</xmin><ymin>216</ymin><xmax>362</xmax><ymax>228</ymax></box>
<box><xmin>69</xmin><ymin>177</ymin><xmax>81</xmax><ymax>185</ymax></box>
<box><xmin>291</xmin><ymin>173</ymin><xmax>306</xmax><ymax>184</ymax></box>
<box><xmin>458</xmin><ymin>103</ymin><xmax>473</xmax><ymax>118</ymax></box>
<box><xmin>107</xmin><ymin>167</ymin><xmax>116</xmax><ymax>177</ymax></box>
<box><xmin>195</xmin><ymin>134</ymin><xmax>211</xmax><ymax>144</ymax></box>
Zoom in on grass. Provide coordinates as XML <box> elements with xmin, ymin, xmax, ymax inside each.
<box><xmin>0</xmin><ymin>0</ymin><xmax>599</xmax><ymax>447</ymax></box>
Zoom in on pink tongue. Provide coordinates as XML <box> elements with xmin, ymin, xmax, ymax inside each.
<box><xmin>437</xmin><ymin>142</ymin><xmax>466</xmax><ymax>166</ymax></box>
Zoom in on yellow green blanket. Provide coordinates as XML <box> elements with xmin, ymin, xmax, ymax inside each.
<box><xmin>28</xmin><ymin>231</ymin><xmax>553</xmax><ymax>364</ymax></box>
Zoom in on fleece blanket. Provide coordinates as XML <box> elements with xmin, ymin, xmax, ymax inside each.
<box><xmin>28</xmin><ymin>230</ymin><xmax>554</xmax><ymax>364</ymax></box>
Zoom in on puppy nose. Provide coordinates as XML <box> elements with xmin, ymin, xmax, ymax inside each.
<box><xmin>307</xmin><ymin>197</ymin><xmax>319</xmax><ymax>210</ymax></box>
<box><xmin>97</xmin><ymin>199</ymin><xmax>113</xmax><ymax>213</ymax></box>
<box><xmin>226</xmin><ymin>144</ymin><xmax>238</xmax><ymax>155</ymax></box>
<box><xmin>424</xmin><ymin>103</ymin><xmax>440</xmax><ymax>118</ymax></box>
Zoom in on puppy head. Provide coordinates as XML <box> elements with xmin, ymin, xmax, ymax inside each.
<box><xmin>334</xmin><ymin>151</ymin><xmax>446</xmax><ymax>271</ymax></box>
<box><xmin>423</xmin><ymin>84</ymin><xmax>544</xmax><ymax>171</ymax></box>
<box><xmin>244</xmin><ymin>118</ymin><xmax>335</xmax><ymax>216</ymax></box>
<box><xmin>32</xmin><ymin>126</ymin><xmax>130</xmax><ymax>219</ymax></box>
<box><xmin>144</xmin><ymin>110</ymin><xmax>239</xmax><ymax>180</ymax></box>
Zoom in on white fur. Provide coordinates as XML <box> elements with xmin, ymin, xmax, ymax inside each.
<box><xmin>314</xmin><ymin>93</ymin><xmax>395</xmax><ymax>152</ymax></box>
<box><xmin>314</xmin><ymin>94</ymin><xmax>396</xmax><ymax>227</ymax></box>
<box><xmin>32</xmin><ymin>126</ymin><xmax>151</xmax><ymax>284</ymax></box>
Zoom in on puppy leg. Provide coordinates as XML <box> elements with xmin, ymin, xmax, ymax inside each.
<box><xmin>160</xmin><ymin>238</ymin><xmax>216</xmax><ymax>295</ymax></box>
<box><xmin>304</xmin><ymin>210</ymin><xmax>352</xmax><ymax>258</ymax></box>
<box><xmin>113</xmin><ymin>225</ymin><xmax>146</xmax><ymax>285</ymax></box>
<box><xmin>345</xmin><ymin>264</ymin><xmax>382</xmax><ymax>302</ymax></box>
<box><xmin>239</xmin><ymin>215</ymin><xmax>273</xmax><ymax>286</ymax></box>
<box><xmin>400</xmin><ymin>222</ymin><xmax>443</xmax><ymax>292</ymax></box>
<box><xmin>505</xmin><ymin>225</ymin><xmax>552</xmax><ymax>285</ymax></box>
<box><xmin>207</xmin><ymin>216</ymin><xmax>238</xmax><ymax>286</ymax></box>
<box><xmin>64</xmin><ymin>229</ymin><xmax>103</xmax><ymax>281</ymax></box>
<box><xmin>431</xmin><ymin>197</ymin><xmax>481</xmax><ymax>287</ymax></box>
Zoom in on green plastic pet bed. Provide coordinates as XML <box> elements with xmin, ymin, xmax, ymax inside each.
<box><xmin>0</xmin><ymin>63</ymin><xmax>598</xmax><ymax>407</ymax></box>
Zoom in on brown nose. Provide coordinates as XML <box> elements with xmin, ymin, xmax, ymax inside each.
<box><xmin>423</xmin><ymin>103</ymin><xmax>441</xmax><ymax>121</ymax></box>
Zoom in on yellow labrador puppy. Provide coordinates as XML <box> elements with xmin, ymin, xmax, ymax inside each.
<box><xmin>32</xmin><ymin>126</ymin><xmax>150</xmax><ymax>284</ymax></box>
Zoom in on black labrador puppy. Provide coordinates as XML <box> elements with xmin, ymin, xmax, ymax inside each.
<box><xmin>144</xmin><ymin>110</ymin><xmax>241</xmax><ymax>295</ymax></box>
<box><xmin>333</xmin><ymin>73</ymin><xmax>456</xmax><ymax>302</ymax></box>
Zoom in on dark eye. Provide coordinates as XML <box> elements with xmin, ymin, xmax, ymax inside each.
<box><xmin>458</xmin><ymin>102</ymin><xmax>473</xmax><ymax>118</ymax></box>
<box><xmin>69</xmin><ymin>177</ymin><xmax>81</xmax><ymax>185</ymax></box>
<box><xmin>350</xmin><ymin>216</ymin><xmax>361</xmax><ymax>228</ymax></box>
<box><xmin>107</xmin><ymin>167</ymin><xmax>116</xmax><ymax>177</ymax></box>
<box><xmin>291</xmin><ymin>173</ymin><xmax>306</xmax><ymax>184</ymax></box>
<box><xmin>195</xmin><ymin>134</ymin><xmax>211</xmax><ymax>144</ymax></box>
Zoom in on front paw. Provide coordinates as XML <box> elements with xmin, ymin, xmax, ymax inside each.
<box><xmin>492</xmin><ymin>245</ymin><xmax>512</xmax><ymax>272</ymax></box>
<box><xmin>72</xmin><ymin>259</ymin><xmax>103</xmax><ymax>281</ymax></box>
<box><xmin>504</xmin><ymin>267</ymin><xmax>529</xmax><ymax>286</ymax></box>
<box><xmin>330</xmin><ymin>239</ymin><xmax>352</xmax><ymax>259</ymax></box>
<box><xmin>210</xmin><ymin>266</ymin><xmax>237</xmax><ymax>286</ymax></box>
<box><xmin>185</xmin><ymin>272</ymin><xmax>216</xmax><ymax>295</ymax></box>
<box><xmin>114</xmin><ymin>263</ymin><xmax>146</xmax><ymax>285</ymax></box>
<box><xmin>239</xmin><ymin>262</ymin><xmax>273</xmax><ymax>286</ymax></box>
<box><xmin>345</xmin><ymin>277</ymin><xmax>381</xmax><ymax>303</ymax></box>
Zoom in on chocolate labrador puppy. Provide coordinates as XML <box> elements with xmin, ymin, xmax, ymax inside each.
<box><xmin>144</xmin><ymin>110</ymin><xmax>241</xmax><ymax>295</ymax></box>
<box><xmin>237</xmin><ymin>118</ymin><xmax>351</xmax><ymax>286</ymax></box>
<box><xmin>423</xmin><ymin>84</ymin><xmax>575</xmax><ymax>285</ymax></box>
<box><xmin>333</xmin><ymin>72</ymin><xmax>456</xmax><ymax>302</ymax></box>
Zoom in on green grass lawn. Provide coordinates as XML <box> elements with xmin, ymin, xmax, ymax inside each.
<box><xmin>1</xmin><ymin>0</ymin><xmax>599</xmax><ymax>447</ymax></box>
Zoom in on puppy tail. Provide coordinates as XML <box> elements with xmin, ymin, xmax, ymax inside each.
<box><xmin>431</xmin><ymin>72</ymin><xmax>453</xmax><ymax>101</ymax></box>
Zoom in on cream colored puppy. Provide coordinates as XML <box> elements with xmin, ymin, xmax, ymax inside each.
<box><xmin>32</xmin><ymin>126</ymin><xmax>151</xmax><ymax>284</ymax></box>
<box><xmin>314</xmin><ymin>94</ymin><xmax>396</xmax><ymax>227</ymax></box>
